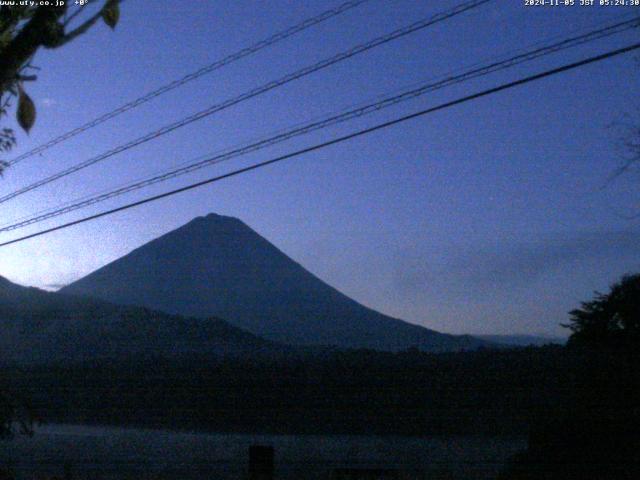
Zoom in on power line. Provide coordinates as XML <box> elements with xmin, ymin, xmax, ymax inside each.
<box><xmin>0</xmin><ymin>0</ymin><xmax>491</xmax><ymax>205</ymax></box>
<box><xmin>6</xmin><ymin>0</ymin><xmax>371</xmax><ymax>167</ymax></box>
<box><xmin>2</xmin><ymin>41</ymin><xmax>638</xmax><ymax>249</ymax></box>
<box><xmin>1</xmin><ymin>16</ymin><xmax>637</xmax><ymax>234</ymax></box>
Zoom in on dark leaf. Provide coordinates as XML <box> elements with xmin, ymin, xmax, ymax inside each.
<box><xmin>102</xmin><ymin>1</ymin><xmax>120</xmax><ymax>30</ymax></box>
<box><xmin>17</xmin><ymin>87</ymin><xmax>36</xmax><ymax>133</ymax></box>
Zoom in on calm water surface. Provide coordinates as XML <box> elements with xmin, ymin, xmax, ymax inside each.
<box><xmin>0</xmin><ymin>424</ymin><xmax>526</xmax><ymax>479</ymax></box>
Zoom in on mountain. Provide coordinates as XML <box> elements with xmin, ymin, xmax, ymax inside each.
<box><xmin>477</xmin><ymin>334</ymin><xmax>567</xmax><ymax>347</ymax></box>
<box><xmin>61</xmin><ymin>213</ymin><xmax>485</xmax><ymax>352</ymax></box>
<box><xmin>0</xmin><ymin>275</ymin><xmax>276</xmax><ymax>365</ymax></box>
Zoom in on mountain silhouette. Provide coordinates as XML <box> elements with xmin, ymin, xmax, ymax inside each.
<box><xmin>62</xmin><ymin>213</ymin><xmax>484</xmax><ymax>352</ymax></box>
<box><xmin>0</xmin><ymin>275</ymin><xmax>275</xmax><ymax>365</ymax></box>
<box><xmin>477</xmin><ymin>334</ymin><xmax>566</xmax><ymax>347</ymax></box>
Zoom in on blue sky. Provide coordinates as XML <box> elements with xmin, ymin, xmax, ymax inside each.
<box><xmin>0</xmin><ymin>0</ymin><xmax>639</xmax><ymax>336</ymax></box>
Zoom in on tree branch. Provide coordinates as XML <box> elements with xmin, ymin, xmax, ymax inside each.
<box><xmin>0</xmin><ymin>5</ymin><xmax>65</xmax><ymax>92</ymax></box>
<box><xmin>62</xmin><ymin>6</ymin><xmax>85</xmax><ymax>28</ymax></box>
<box><xmin>56</xmin><ymin>0</ymin><xmax>120</xmax><ymax>47</ymax></box>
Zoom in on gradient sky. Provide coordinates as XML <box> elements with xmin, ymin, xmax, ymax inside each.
<box><xmin>0</xmin><ymin>0</ymin><xmax>639</xmax><ymax>337</ymax></box>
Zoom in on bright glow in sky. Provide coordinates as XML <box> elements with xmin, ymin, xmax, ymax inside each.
<box><xmin>1</xmin><ymin>0</ymin><xmax>639</xmax><ymax>336</ymax></box>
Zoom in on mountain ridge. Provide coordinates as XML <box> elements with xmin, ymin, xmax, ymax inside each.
<box><xmin>0</xmin><ymin>275</ymin><xmax>279</xmax><ymax>365</ymax></box>
<box><xmin>61</xmin><ymin>213</ymin><xmax>486</xmax><ymax>352</ymax></box>
<box><xmin>477</xmin><ymin>334</ymin><xmax>566</xmax><ymax>347</ymax></box>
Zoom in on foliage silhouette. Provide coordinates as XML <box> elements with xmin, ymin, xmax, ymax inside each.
<box><xmin>499</xmin><ymin>273</ymin><xmax>640</xmax><ymax>479</ymax></box>
<box><xmin>2</xmin><ymin>345</ymin><xmax>570</xmax><ymax>437</ymax></box>
<box><xmin>0</xmin><ymin>0</ymin><xmax>121</xmax><ymax>173</ymax></box>
<box><xmin>564</xmin><ymin>273</ymin><xmax>640</xmax><ymax>349</ymax></box>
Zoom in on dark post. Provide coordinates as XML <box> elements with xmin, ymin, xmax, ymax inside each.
<box><xmin>63</xmin><ymin>462</ymin><xmax>73</xmax><ymax>480</ymax></box>
<box><xmin>248</xmin><ymin>445</ymin><xmax>274</xmax><ymax>480</ymax></box>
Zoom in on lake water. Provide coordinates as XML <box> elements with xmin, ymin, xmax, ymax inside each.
<box><xmin>0</xmin><ymin>424</ymin><xmax>526</xmax><ymax>479</ymax></box>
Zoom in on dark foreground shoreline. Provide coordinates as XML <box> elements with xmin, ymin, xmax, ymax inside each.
<box><xmin>2</xmin><ymin>345</ymin><xmax>569</xmax><ymax>437</ymax></box>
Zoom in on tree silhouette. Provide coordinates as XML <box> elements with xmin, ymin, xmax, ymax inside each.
<box><xmin>0</xmin><ymin>390</ymin><xmax>33</xmax><ymax>439</ymax></box>
<box><xmin>499</xmin><ymin>273</ymin><xmax>640</xmax><ymax>479</ymax></box>
<box><xmin>564</xmin><ymin>273</ymin><xmax>640</xmax><ymax>349</ymax></box>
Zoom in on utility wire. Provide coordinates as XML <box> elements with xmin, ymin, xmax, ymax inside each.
<box><xmin>0</xmin><ymin>0</ymin><xmax>491</xmax><ymax>205</ymax></box>
<box><xmin>1</xmin><ymin>12</ymin><xmax>635</xmax><ymax>231</ymax></box>
<box><xmin>6</xmin><ymin>0</ymin><xmax>371</xmax><ymax>167</ymax></box>
<box><xmin>0</xmin><ymin>16</ymin><xmax>636</xmax><ymax>233</ymax></box>
<box><xmin>1</xmin><ymin>41</ymin><xmax>638</xmax><ymax>248</ymax></box>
